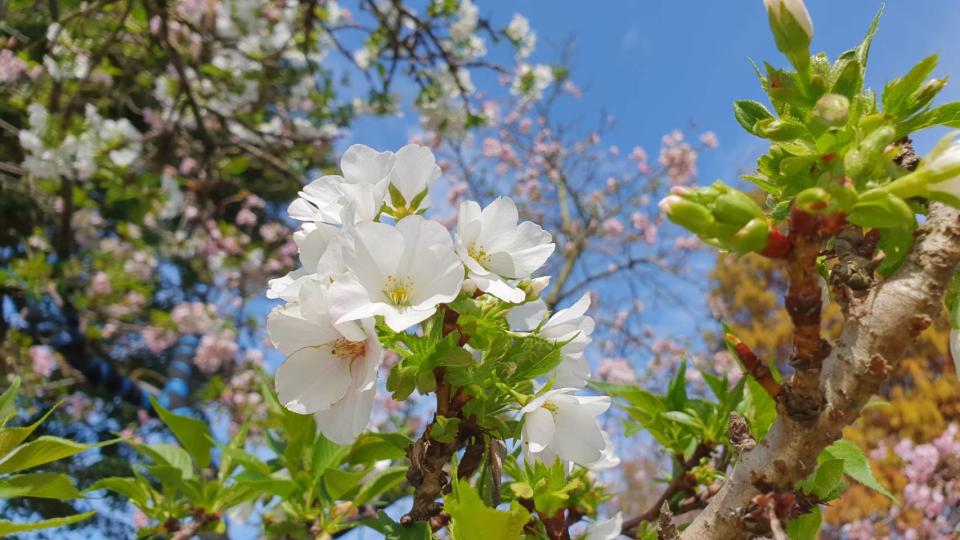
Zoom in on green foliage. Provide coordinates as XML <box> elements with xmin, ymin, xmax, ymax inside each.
<box><xmin>667</xmin><ymin>5</ymin><xmax>960</xmax><ymax>269</ymax></box>
<box><xmin>0</xmin><ymin>378</ymin><xmax>98</xmax><ymax>532</ymax></box>
<box><xmin>596</xmin><ymin>360</ymin><xmax>743</xmax><ymax>455</ymax></box>
<box><xmin>447</xmin><ymin>479</ymin><xmax>530</xmax><ymax>540</ymax></box>
<box><xmin>821</xmin><ymin>439</ymin><xmax>895</xmax><ymax>501</ymax></box>
<box><xmin>787</xmin><ymin>507</ymin><xmax>822</xmax><ymax>540</ymax></box>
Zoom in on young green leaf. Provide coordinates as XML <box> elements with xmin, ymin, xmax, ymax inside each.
<box><xmin>446</xmin><ymin>481</ymin><xmax>530</xmax><ymax>540</ymax></box>
<box><xmin>0</xmin><ymin>436</ymin><xmax>95</xmax><ymax>474</ymax></box>
<box><xmin>0</xmin><ymin>511</ymin><xmax>96</xmax><ymax>535</ymax></box>
<box><xmin>0</xmin><ymin>472</ymin><xmax>82</xmax><ymax>500</ymax></box>
<box><xmin>734</xmin><ymin>100</ymin><xmax>775</xmax><ymax>136</ymax></box>
<box><xmin>822</xmin><ymin>439</ymin><xmax>896</xmax><ymax>501</ymax></box>
<box><xmin>786</xmin><ymin>507</ymin><xmax>822</xmax><ymax>540</ymax></box>
<box><xmin>149</xmin><ymin>396</ymin><xmax>213</xmax><ymax>468</ymax></box>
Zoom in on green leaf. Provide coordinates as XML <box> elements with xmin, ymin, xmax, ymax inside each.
<box><xmin>898</xmin><ymin>102</ymin><xmax>960</xmax><ymax>134</ymax></box>
<box><xmin>665</xmin><ymin>359</ymin><xmax>688</xmax><ymax>410</ymax></box>
<box><xmin>234</xmin><ymin>470</ymin><xmax>298</xmax><ymax>498</ymax></box>
<box><xmin>346</xmin><ymin>432</ymin><xmax>411</xmax><ymax>465</ymax></box>
<box><xmin>0</xmin><ymin>472</ymin><xmax>81</xmax><ymax>499</ymax></box>
<box><xmin>0</xmin><ymin>377</ymin><xmax>21</xmax><ymax>425</ymax></box>
<box><xmin>364</xmin><ymin>510</ymin><xmax>432</xmax><ymax>540</ymax></box>
<box><xmin>883</xmin><ymin>54</ymin><xmax>938</xmax><ymax>115</ymax></box>
<box><xmin>822</xmin><ymin>439</ymin><xmax>896</xmax><ymax>501</ymax></box>
<box><xmin>149</xmin><ymin>396</ymin><xmax>213</xmax><ymax>468</ymax></box>
<box><xmin>855</xmin><ymin>6</ymin><xmax>883</xmax><ymax>84</ymax></box>
<box><xmin>0</xmin><ymin>436</ymin><xmax>94</xmax><ymax>474</ymax></box>
<box><xmin>88</xmin><ymin>477</ymin><xmax>151</xmax><ymax>508</ymax></box>
<box><xmin>786</xmin><ymin>507</ymin><xmax>822</xmax><ymax>540</ymax></box>
<box><xmin>446</xmin><ymin>482</ymin><xmax>530</xmax><ymax>540</ymax></box>
<box><xmin>0</xmin><ymin>403</ymin><xmax>59</xmax><ymax>456</ymax></box>
<box><xmin>133</xmin><ymin>442</ymin><xmax>194</xmax><ymax>480</ymax></box>
<box><xmin>355</xmin><ymin>466</ymin><xmax>406</xmax><ymax>506</ymax></box>
<box><xmin>945</xmin><ymin>268</ymin><xmax>960</xmax><ymax>329</ymax></box>
<box><xmin>799</xmin><ymin>458</ymin><xmax>845</xmax><ymax>499</ymax></box>
<box><xmin>0</xmin><ymin>511</ymin><xmax>96</xmax><ymax>535</ymax></box>
<box><xmin>876</xmin><ymin>227</ymin><xmax>915</xmax><ymax>277</ymax></box>
<box><xmin>324</xmin><ymin>467</ymin><xmax>367</xmax><ymax>501</ymax></box>
<box><xmin>734</xmin><ymin>100</ymin><xmax>774</xmax><ymax>136</ymax></box>
<box><xmin>430</xmin><ymin>416</ymin><xmax>461</xmax><ymax>444</ymax></box>
<box><xmin>744</xmin><ymin>375</ymin><xmax>777</xmax><ymax>440</ymax></box>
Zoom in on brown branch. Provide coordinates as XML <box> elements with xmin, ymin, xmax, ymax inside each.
<box><xmin>779</xmin><ymin>207</ymin><xmax>836</xmax><ymax>423</ymax></box>
<box><xmin>724</xmin><ymin>333</ymin><xmax>780</xmax><ymax>398</ymax></box>
<box><xmin>680</xmin><ymin>202</ymin><xmax>960</xmax><ymax>539</ymax></box>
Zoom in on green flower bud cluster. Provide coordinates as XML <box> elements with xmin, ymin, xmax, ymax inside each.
<box><xmin>659</xmin><ymin>181</ymin><xmax>774</xmax><ymax>254</ymax></box>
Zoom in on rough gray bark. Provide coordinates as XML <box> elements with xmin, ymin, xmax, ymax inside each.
<box><xmin>681</xmin><ymin>202</ymin><xmax>960</xmax><ymax>540</ymax></box>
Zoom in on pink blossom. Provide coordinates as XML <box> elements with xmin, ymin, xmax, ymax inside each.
<box><xmin>142</xmin><ymin>326</ymin><xmax>177</xmax><ymax>354</ymax></box>
<box><xmin>132</xmin><ymin>508</ymin><xmax>150</xmax><ymax>530</ymax></box>
<box><xmin>193</xmin><ymin>329</ymin><xmax>238</xmax><ymax>374</ymax></box>
<box><xmin>482</xmin><ymin>137</ymin><xmax>502</xmax><ymax>157</ymax></box>
<box><xmin>0</xmin><ymin>49</ymin><xmax>26</xmax><ymax>82</ymax></box>
<box><xmin>518</xmin><ymin>118</ymin><xmax>533</xmax><ymax>134</ymax></box>
<box><xmin>28</xmin><ymin>345</ymin><xmax>56</xmax><ymax>377</ymax></box>
<box><xmin>171</xmin><ymin>302</ymin><xmax>217</xmax><ymax>334</ymax></box>
<box><xmin>597</xmin><ymin>358</ymin><xmax>636</xmax><ymax>384</ymax></box>
<box><xmin>674</xmin><ymin>235</ymin><xmax>700</xmax><ymax>251</ymax></box>
<box><xmin>236</xmin><ymin>207</ymin><xmax>257</xmax><ymax>226</ymax></box>
<box><xmin>562</xmin><ymin>80</ymin><xmax>581</xmax><ymax>97</ymax></box>
<box><xmin>91</xmin><ymin>271</ymin><xmax>112</xmax><ymax>295</ymax></box>
<box><xmin>629</xmin><ymin>146</ymin><xmax>647</xmax><ymax>162</ymax></box>
<box><xmin>658</xmin><ymin>136</ymin><xmax>698</xmax><ymax>184</ymax></box>
<box><xmin>602</xmin><ymin>217</ymin><xmax>624</xmax><ymax>236</ymax></box>
<box><xmin>699</xmin><ymin>131</ymin><xmax>719</xmax><ymax>149</ymax></box>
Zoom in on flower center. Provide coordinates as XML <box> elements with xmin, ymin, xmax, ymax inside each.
<box><xmin>384</xmin><ymin>275</ymin><xmax>414</xmax><ymax>306</ymax></box>
<box><xmin>331</xmin><ymin>338</ymin><xmax>366</xmax><ymax>361</ymax></box>
<box><xmin>541</xmin><ymin>401</ymin><xmax>558</xmax><ymax>414</ymax></box>
<box><xmin>468</xmin><ymin>242</ymin><xmax>491</xmax><ymax>265</ymax></box>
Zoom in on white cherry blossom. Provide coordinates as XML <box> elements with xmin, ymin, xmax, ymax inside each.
<box><xmin>267</xmin><ymin>223</ymin><xmax>345</xmax><ymax>301</ymax></box>
<box><xmin>328</xmin><ymin>215</ymin><xmax>464</xmax><ymax>332</ymax></box>
<box><xmin>521</xmin><ymin>388</ymin><xmax>611</xmax><ymax>466</ymax></box>
<box><xmin>288</xmin><ymin>144</ymin><xmax>395</xmax><ymax>224</ymax></box>
<box><xmin>268</xmin><ymin>280</ymin><xmax>382</xmax><ymax>444</ymax></box>
<box><xmin>456</xmin><ymin>197</ymin><xmax>554</xmax><ymax>303</ymax></box>
<box><xmin>507</xmin><ymin>294</ymin><xmax>595</xmax><ymax>387</ymax></box>
<box><xmin>385</xmin><ymin>144</ymin><xmax>441</xmax><ymax>215</ymax></box>
<box><xmin>584</xmin><ymin>512</ymin><xmax>623</xmax><ymax>540</ymax></box>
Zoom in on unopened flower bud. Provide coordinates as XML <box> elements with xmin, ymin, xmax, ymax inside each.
<box><xmin>810</xmin><ymin>93</ymin><xmax>849</xmax><ymax>127</ymax></box>
<box><xmin>764</xmin><ymin>0</ymin><xmax>813</xmax><ymax>71</ymax></box>
<box><xmin>519</xmin><ymin>276</ymin><xmax>550</xmax><ymax>300</ymax></box>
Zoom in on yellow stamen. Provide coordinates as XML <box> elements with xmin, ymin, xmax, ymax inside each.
<box><xmin>468</xmin><ymin>242</ymin><xmax>491</xmax><ymax>265</ymax></box>
<box><xmin>384</xmin><ymin>275</ymin><xmax>414</xmax><ymax>306</ymax></box>
<box><xmin>332</xmin><ymin>338</ymin><xmax>366</xmax><ymax>361</ymax></box>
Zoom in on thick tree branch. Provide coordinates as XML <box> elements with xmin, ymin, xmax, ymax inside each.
<box><xmin>681</xmin><ymin>202</ymin><xmax>960</xmax><ymax>539</ymax></box>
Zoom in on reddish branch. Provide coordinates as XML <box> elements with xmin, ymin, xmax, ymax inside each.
<box><xmin>724</xmin><ymin>333</ymin><xmax>781</xmax><ymax>398</ymax></box>
<box><xmin>780</xmin><ymin>207</ymin><xmax>844</xmax><ymax>423</ymax></box>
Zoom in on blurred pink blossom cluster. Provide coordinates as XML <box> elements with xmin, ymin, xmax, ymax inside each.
<box><xmin>0</xmin><ymin>48</ymin><xmax>27</xmax><ymax>82</ymax></box>
<box><xmin>194</xmin><ymin>328</ymin><xmax>239</xmax><ymax>375</ymax></box>
<box><xmin>596</xmin><ymin>358</ymin><xmax>636</xmax><ymax>385</ymax></box>
<box><xmin>658</xmin><ymin>130</ymin><xmax>700</xmax><ymax>185</ymax></box>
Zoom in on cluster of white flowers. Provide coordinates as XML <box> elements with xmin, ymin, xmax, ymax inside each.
<box><xmin>505</xmin><ymin>14</ymin><xmax>537</xmax><ymax>59</ymax></box>
<box><xmin>511</xmin><ymin>63</ymin><xmax>555</xmax><ymax>102</ymax></box>
<box><xmin>268</xmin><ymin>143</ymin><xmax>615</xmax><ymax>469</ymax></box>
<box><xmin>19</xmin><ymin>103</ymin><xmax>142</xmax><ymax>180</ymax></box>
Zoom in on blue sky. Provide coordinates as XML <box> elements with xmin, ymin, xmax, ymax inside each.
<box><xmin>356</xmin><ymin>1</ymin><xmax>960</xmax><ymax>180</ymax></box>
